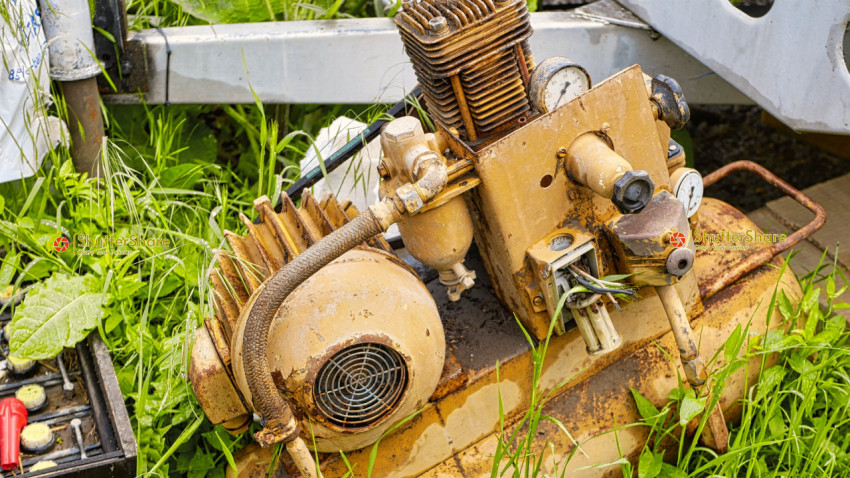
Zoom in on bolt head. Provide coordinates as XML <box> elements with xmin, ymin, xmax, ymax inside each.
<box><xmin>382</xmin><ymin>116</ymin><xmax>422</xmax><ymax>143</ymax></box>
<box><xmin>395</xmin><ymin>183</ymin><xmax>424</xmax><ymax>214</ymax></box>
<box><xmin>377</xmin><ymin>161</ymin><xmax>391</xmax><ymax>179</ymax></box>
<box><xmin>428</xmin><ymin>16</ymin><xmax>447</xmax><ymax>33</ymax></box>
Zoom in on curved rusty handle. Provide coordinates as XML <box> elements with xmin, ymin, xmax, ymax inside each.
<box><xmin>700</xmin><ymin>160</ymin><xmax>827</xmax><ymax>299</ymax></box>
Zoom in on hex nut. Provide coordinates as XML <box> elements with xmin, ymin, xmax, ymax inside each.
<box><xmin>377</xmin><ymin>161</ymin><xmax>391</xmax><ymax>180</ymax></box>
<box><xmin>612</xmin><ymin>170</ymin><xmax>654</xmax><ymax>214</ymax></box>
<box><xmin>428</xmin><ymin>16</ymin><xmax>447</xmax><ymax>33</ymax></box>
<box><xmin>395</xmin><ymin>183</ymin><xmax>423</xmax><ymax>214</ymax></box>
<box><xmin>382</xmin><ymin>116</ymin><xmax>421</xmax><ymax>143</ymax></box>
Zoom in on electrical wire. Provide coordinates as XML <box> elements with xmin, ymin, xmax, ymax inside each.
<box><xmin>568</xmin><ymin>267</ymin><xmax>637</xmax><ymax>298</ymax></box>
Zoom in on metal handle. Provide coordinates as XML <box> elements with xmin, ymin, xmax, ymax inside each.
<box><xmin>701</xmin><ymin>160</ymin><xmax>826</xmax><ymax>299</ymax></box>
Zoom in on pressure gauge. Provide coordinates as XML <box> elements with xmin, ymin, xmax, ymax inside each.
<box><xmin>528</xmin><ymin>57</ymin><xmax>592</xmax><ymax>113</ymax></box>
<box><xmin>670</xmin><ymin>168</ymin><xmax>703</xmax><ymax>218</ymax></box>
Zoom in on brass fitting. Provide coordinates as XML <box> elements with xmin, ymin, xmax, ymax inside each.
<box><xmin>565</xmin><ymin>133</ymin><xmax>654</xmax><ymax>214</ymax></box>
<box><xmin>439</xmin><ymin>263</ymin><xmax>477</xmax><ymax>301</ymax></box>
<box><xmin>380</xmin><ymin>115</ymin><xmax>476</xmax><ymax>300</ymax></box>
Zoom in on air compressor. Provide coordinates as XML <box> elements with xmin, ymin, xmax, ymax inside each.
<box><xmin>188</xmin><ymin>0</ymin><xmax>824</xmax><ymax>475</ymax></box>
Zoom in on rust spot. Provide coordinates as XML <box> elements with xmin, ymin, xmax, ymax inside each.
<box><xmin>271</xmin><ymin>370</ymin><xmax>285</xmax><ymax>389</ymax></box>
<box><xmin>429</xmin><ymin>350</ymin><xmax>468</xmax><ymax>401</ymax></box>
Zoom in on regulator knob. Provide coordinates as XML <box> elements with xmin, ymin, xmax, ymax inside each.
<box><xmin>651</xmin><ymin>75</ymin><xmax>690</xmax><ymax>130</ymax></box>
<box><xmin>612</xmin><ymin>170</ymin><xmax>654</xmax><ymax>214</ymax></box>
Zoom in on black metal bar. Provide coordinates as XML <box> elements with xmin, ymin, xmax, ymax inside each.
<box><xmin>93</xmin><ymin>0</ymin><xmax>127</xmax><ymax>70</ymax></box>
<box><xmin>27</xmin><ymin>405</ymin><xmax>92</xmax><ymax>424</ymax></box>
<box><xmin>76</xmin><ymin>343</ymin><xmax>119</xmax><ymax>453</ymax></box>
<box><xmin>0</xmin><ymin>371</ymin><xmax>81</xmax><ymax>394</ymax></box>
<box><xmin>283</xmin><ymin>86</ymin><xmax>422</xmax><ymax>202</ymax></box>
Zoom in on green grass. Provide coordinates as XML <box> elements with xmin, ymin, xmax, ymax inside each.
<box><xmin>0</xmin><ymin>96</ymin><xmax>401</xmax><ymax>475</ymax></box>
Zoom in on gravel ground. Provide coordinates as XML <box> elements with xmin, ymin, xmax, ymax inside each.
<box><xmin>687</xmin><ymin>105</ymin><xmax>850</xmax><ymax>212</ymax></box>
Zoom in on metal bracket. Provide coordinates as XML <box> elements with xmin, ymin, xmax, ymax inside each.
<box><xmin>619</xmin><ymin>0</ymin><xmax>850</xmax><ymax>134</ymax></box>
<box><xmin>104</xmin><ymin>13</ymin><xmax>750</xmax><ymax>105</ymax></box>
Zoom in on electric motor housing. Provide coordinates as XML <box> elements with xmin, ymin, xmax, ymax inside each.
<box><xmin>229</xmin><ymin>248</ymin><xmax>445</xmax><ymax>452</ymax></box>
<box><xmin>190</xmin><ymin>193</ymin><xmax>445</xmax><ymax>453</ymax></box>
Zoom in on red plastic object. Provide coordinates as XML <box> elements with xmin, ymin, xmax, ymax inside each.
<box><xmin>0</xmin><ymin>397</ymin><xmax>27</xmax><ymax>470</ymax></box>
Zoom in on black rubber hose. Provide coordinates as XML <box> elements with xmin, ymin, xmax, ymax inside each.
<box><xmin>284</xmin><ymin>87</ymin><xmax>422</xmax><ymax>202</ymax></box>
<box><xmin>242</xmin><ymin>210</ymin><xmax>384</xmax><ymax>446</ymax></box>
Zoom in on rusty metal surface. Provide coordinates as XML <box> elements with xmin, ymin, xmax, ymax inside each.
<box><xmin>395</xmin><ymin>0</ymin><xmax>534</xmax><ymax>142</ymax></box>
<box><xmin>187</xmin><ymin>326</ymin><xmax>250</xmax><ymax>429</ymax></box>
<box><xmin>428</xmin><ymin>350</ymin><xmax>468</xmax><ymax>401</ymax></box>
<box><xmin>434</xmin><ymin>256</ymin><xmax>795</xmax><ymax>477</ymax></box>
<box><xmin>307</xmin><ymin>198</ymin><xmax>800</xmax><ymax>477</ymax></box>
<box><xmin>609</xmin><ymin>190</ymin><xmax>692</xmax><ymax>286</ymax></box>
<box><xmin>62</xmin><ymin>78</ymin><xmax>105</xmax><ymax>176</ymax></box>
<box><xmin>700</xmin><ymin>160</ymin><xmax>826</xmax><ymax>299</ymax></box>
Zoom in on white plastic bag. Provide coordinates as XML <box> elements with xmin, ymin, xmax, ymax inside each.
<box><xmin>0</xmin><ymin>0</ymin><xmax>67</xmax><ymax>184</ymax></box>
<box><xmin>300</xmin><ymin>116</ymin><xmax>400</xmax><ymax>239</ymax></box>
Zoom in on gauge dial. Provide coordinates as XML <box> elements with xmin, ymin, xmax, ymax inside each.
<box><xmin>528</xmin><ymin>57</ymin><xmax>591</xmax><ymax>113</ymax></box>
<box><xmin>670</xmin><ymin>168</ymin><xmax>703</xmax><ymax>218</ymax></box>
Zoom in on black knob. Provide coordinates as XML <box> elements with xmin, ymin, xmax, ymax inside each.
<box><xmin>651</xmin><ymin>75</ymin><xmax>690</xmax><ymax>130</ymax></box>
<box><xmin>613</xmin><ymin>170</ymin><xmax>654</xmax><ymax>214</ymax></box>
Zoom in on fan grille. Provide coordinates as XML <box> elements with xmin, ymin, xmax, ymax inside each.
<box><xmin>313</xmin><ymin>343</ymin><xmax>408</xmax><ymax>428</ymax></box>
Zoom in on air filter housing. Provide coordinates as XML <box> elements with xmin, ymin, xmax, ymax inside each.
<box><xmin>395</xmin><ymin>0</ymin><xmax>534</xmax><ymax>142</ymax></box>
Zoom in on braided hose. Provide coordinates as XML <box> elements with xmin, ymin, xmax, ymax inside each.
<box><xmin>242</xmin><ymin>208</ymin><xmax>385</xmax><ymax>447</ymax></box>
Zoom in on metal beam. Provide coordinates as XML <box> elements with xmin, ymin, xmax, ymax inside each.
<box><xmin>106</xmin><ymin>12</ymin><xmax>752</xmax><ymax>105</ymax></box>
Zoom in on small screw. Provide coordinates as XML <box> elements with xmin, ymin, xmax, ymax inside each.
<box><xmin>71</xmin><ymin>418</ymin><xmax>87</xmax><ymax>460</ymax></box>
<box><xmin>377</xmin><ymin>161</ymin><xmax>390</xmax><ymax>180</ymax></box>
<box><xmin>600</xmin><ymin>122</ymin><xmax>611</xmax><ymax>134</ymax></box>
<box><xmin>557</xmin><ymin>147</ymin><xmax>568</xmax><ymax>158</ymax></box>
<box><xmin>428</xmin><ymin>16</ymin><xmax>447</xmax><ymax>33</ymax></box>
<box><xmin>56</xmin><ymin>351</ymin><xmax>75</xmax><ymax>399</ymax></box>
<box><xmin>669</xmin><ymin>143</ymin><xmax>677</xmax><ymax>151</ymax></box>
<box><xmin>533</xmin><ymin>296</ymin><xmax>544</xmax><ymax>306</ymax></box>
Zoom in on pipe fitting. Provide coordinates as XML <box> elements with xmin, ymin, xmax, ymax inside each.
<box><xmin>565</xmin><ymin>133</ymin><xmax>653</xmax><ymax>214</ymax></box>
<box><xmin>40</xmin><ymin>0</ymin><xmax>101</xmax><ymax>81</ymax></box>
<box><xmin>412</xmin><ymin>156</ymin><xmax>448</xmax><ymax>200</ymax></box>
